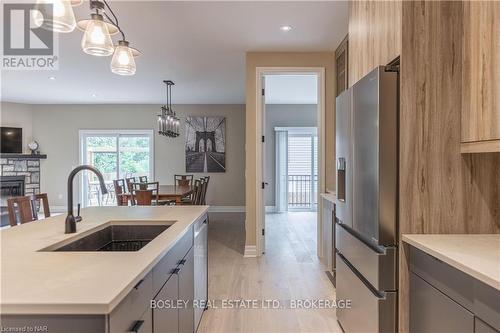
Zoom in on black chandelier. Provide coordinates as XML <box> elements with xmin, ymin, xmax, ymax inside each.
<box><xmin>158</xmin><ymin>80</ymin><xmax>180</xmax><ymax>137</ymax></box>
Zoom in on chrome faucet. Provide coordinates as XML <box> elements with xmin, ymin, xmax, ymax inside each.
<box><xmin>65</xmin><ymin>165</ymin><xmax>108</xmax><ymax>234</ymax></box>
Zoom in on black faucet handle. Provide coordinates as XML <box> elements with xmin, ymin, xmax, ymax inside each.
<box><xmin>75</xmin><ymin>203</ymin><xmax>82</xmax><ymax>223</ymax></box>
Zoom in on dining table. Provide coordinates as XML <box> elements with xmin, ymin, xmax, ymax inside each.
<box><xmin>123</xmin><ymin>184</ymin><xmax>194</xmax><ymax>205</ymax></box>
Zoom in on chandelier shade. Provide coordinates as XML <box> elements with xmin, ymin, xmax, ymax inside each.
<box><xmin>79</xmin><ymin>14</ymin><xmax>116</xmax><ymax>56</ymax></box>
<box><xmin>111</xmin><ymin>40</ymin><xmax>140</xmax><ymax>75</ymax></box>
<box><xmin>33</xmin><ymin>0</ymin><xmax>77</xmax><ymax>33</ymax></box>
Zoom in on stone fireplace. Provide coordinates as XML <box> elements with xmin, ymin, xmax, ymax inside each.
<box><xmin>0</xmin><ymin>155</ymin><xmax>45</xmax><ymax>227</ymax></box>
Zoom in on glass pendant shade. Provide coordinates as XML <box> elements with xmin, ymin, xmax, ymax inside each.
<box><xmin>80</xmin><ymin>14</ymin><xmax>114</xmax><ymax>56</ymax></box>
<box><xmin>111</xmin><ymin>41</ymin><xmax>136</xmax><ymax>75</ymax></box>
<box><xmin>33</xmin><ymin>0</ymin><xmax>76</xmax><ymax>33</ymax></box>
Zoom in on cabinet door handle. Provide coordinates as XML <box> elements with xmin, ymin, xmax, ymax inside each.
<box><xmin>133</xmin><ymin>279</ymin><xmax>144</xmax><ymax>290</ymax></box>
<box><xmin>177</xmin><ymin>259</ymin><xmax>186</xmax><ymax>265</ymax></box>
<box><xmin>171</xmin><ymin>267</ymin><xmax>180</xmax><ymax>275</ymax></box>
<box><xmin>128</xmin><ymin>320</ymin><xmax>144</xmax><ymax>332</ymax></box>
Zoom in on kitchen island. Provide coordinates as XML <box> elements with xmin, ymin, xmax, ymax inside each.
<box><xmin>0</xmin><ymin>206</ymin><xmax>209</xmax><ymax>333</ymax></box>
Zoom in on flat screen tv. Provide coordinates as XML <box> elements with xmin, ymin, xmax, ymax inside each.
<box><xmin>1</xmin><ymin>127</ymin><xmax>22</xmax><ymax>153</ymax></box>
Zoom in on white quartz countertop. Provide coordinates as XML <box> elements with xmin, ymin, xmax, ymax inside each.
<box><xmin>402</xmin><ymin>234</ymin><xmax>500</xmax><ymax>291</ymax></box>
<box><xmin>0</xmin><ymin>206</ymin><xmax>208</xmax><ymax>315</ymax></box>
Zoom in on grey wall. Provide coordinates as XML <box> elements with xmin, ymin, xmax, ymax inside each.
<box><xmin>264</xmin><ymin>104</ymin><xmax>317</xmax><ymax>206</ymax></box>
<box><xmin>0</xmin><ymin>102</ymin><xmax>245</xmax><ymax>207</ymax></box>
<box><xmin>0</xmin><ymin>102</ymin><xmax>33</xmax><ymax>154</ymax></box>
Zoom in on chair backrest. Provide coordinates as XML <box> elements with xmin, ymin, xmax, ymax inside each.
<box><xmin>132</xmin><ymin>190</ymin><xmax>153</xmax><ymax>206</ymax></box>
<box><xmin>125</xmin><ymin>177</ymin><xmax>136</xmax><ymax>192</ymax></box>
<box><xmin>32</xmin><ymin>193</ymin><xmax>51</xmax><ymax>218</ymax></box>
<box><xmin>7</xmin><ymin>193</ymin><xmax>50</xmax><ymax>227</ymax></box>
<box><xmin>175</xmin><ymin>174</ymin><xmax>194</xmax><ymax>187</ymax></box>
<box><xmin>139</xmin><ymin>175</ymin><xmax>148</xmax><ymax>183</ymax></box>
<box><xmin>113</xmin><ymin>179</ymin><xmax>128</xmax><ymax>206</ymax></box>
<box><xmin>195</xmin><ymin>178</ymin><xmax>206</xmax><ymax>205</ymax></box>
<box><xmin>201</xmin><ymin>176</ymin><xmax>210</xmax><ymax>205</ymax></box>
<box><xmin>132</xmin><ymin>182</ymin><xmax>159</xmax><ymax>205</ymax></box>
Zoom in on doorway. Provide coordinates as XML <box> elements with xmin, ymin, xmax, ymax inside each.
<box><xmin>257</xmin><ymin>69</ymin><xmax>325</xmax><ymax>256</ymax></box>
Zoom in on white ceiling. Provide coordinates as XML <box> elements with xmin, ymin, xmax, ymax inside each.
<box><xmin>265</xmin><ymin>74</ymin><xmax>317</xmax><ymax>104</ymax></box>
<box><xmin>0</xmin><ymin>1</ymin><xmax>348</xmax><ymax>104</ymax></box>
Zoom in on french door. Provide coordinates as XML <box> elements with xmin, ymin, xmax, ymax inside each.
<box><xmin>79</xmin><ymin>130</ymin><xmax>154</xmax><ymax>207</ymax></box>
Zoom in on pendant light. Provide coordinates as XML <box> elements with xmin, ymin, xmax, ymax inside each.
<box><xmin>158</xmin><ymin>81</ymin><xmax>180</xmax><ymax>138</ymax></box>
<box><xmin>33</xmin><ymin>0</ymin><xmax>82</xmax><ymax>33</ymax></box>
<box><xmin>110</xmin><ymin>40</ymin><xmax>140</xmax><ymax>75</ymax></box>
<box><xmin>77</xmin><ymin>1</ymin><xmax>118</xmax><ymax>57</ymax></box>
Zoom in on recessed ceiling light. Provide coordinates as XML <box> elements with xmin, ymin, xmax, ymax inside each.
<box><xmin>48</xmin><ymin>76</ymin><xmax>56</xmax><ymax>80</ymax></box>
<box><xmin>91</xmin><ymin>93</ymin><xmax>97</xmax><ymax>97</ymax></box>
<box><xmin>280</xmin><ymin>25</ymin><xmax>292</xmax><ymax>32</ymax></box>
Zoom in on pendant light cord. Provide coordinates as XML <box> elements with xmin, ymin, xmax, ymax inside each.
<box><xmin>102</xmin><ymin>0</ymin><xmax>126</xmax><ymax>40</ymax></box>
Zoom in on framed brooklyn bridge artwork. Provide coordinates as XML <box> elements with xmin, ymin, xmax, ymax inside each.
<box><xmin>185</xmin><ymin>116</ymin><xmax>226</xmax><ymax>173</ymax></box>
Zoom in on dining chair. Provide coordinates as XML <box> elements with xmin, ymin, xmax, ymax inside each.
<box><xmin>125</xmin><ymin>177</ymin><xmax>136</xmax><ymax>193</ymax></box>
<box><xmin>7</xmin><ymin>193</ymin><xmax>51</xmax><ymax>227</ymax></box>
<box><xmin>132</xmin><ymin>190</ymin><xmax>154</xmax><ymax>206</ymax></box>
<box><xmin>180</xmin><ymin>179</ymin><xmax>201</xmax><ymax>205</ymax></box>
<box><xmin>174</xmin><ymin>174</ymin><xmax>194</xmax><ymax>187</ymax></box>
<box><xmin>201</xmin><ymin>176</ymin><xmax>210</xmax><ymax>205</ymax></box>
<box><xmin>131</xmin><ymin>181</ymin><xmax>168</xmax><ymax>205</ymax></box>
<box><xmin>139</xmin><ymin>175</ymin><xmax>148</xmax><ymax>183</ymax></box>
<box><xmin>113</xmin><ymin>179</ymin><xmax>128</xmax><ymax>206</ymax></box>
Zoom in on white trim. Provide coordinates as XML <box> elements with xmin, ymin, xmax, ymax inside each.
<box><xmin>274</xmin><ymin>127</ymin><xmax>317</xmax><ymax>135</ymax></box>
<box><xmin>265</xmin><ymin>206</ymin><xmax>276</xmax><ymax>213</ymax></box>
<box><xmin>208</xmin><ymin>206</ymin><xmax>245</xmax><ymax>213</ymax></box>
<box><xmin>243</xmin><ymin>245</ymin><xmax>257</xmax><ymax>258</ymax></box>
<box><xmin>255</xmin><ymin>67</ymin><xmax>326</xmax><ymax>258</ymax></box>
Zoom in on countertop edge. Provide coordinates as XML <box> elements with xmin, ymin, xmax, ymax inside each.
<box><xmin>402</xmin><ymin>235</ymin><xmax>500</xmax><ymax>291</ymax></box>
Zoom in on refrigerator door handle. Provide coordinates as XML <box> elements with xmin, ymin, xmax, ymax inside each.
<box><xmin>337</xmin><ymin>251</ymin><xmax>385</xmax><ymax>299</ymax></box>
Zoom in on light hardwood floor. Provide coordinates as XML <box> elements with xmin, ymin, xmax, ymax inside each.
<box><xmin>198</xmin><ymin>212</ymin><xmax>341</xmax><ymax>333</ymax></box>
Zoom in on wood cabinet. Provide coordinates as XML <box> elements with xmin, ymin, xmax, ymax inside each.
<box><xmin>461</xmin><ymin>1</ymin><xmax>500</xmax><ymax>153</ymax></box>
<box><xmin>348</xmin><ymin>0</ymin><xmax>401</xmax><ymax>86</ymax></box>
<box><xmin>335</xmin><ymin>36</ymin><xmax>348</xmax><ymax>96</ymax></box>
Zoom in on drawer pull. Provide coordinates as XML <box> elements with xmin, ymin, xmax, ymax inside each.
<box><xmin>178</xmin><ymin>259</ymin><xmax>187</xmax><ymax>265</ymax></box>
<box><xmin>128</xmin><ymin>320</ymin><xmax>144</xmax><ymax>332</ymax></box>
<box><xmin>133</xmin><ymin>279</ymin><xmax>144</xmax><ymax>290</ymax></box>
<box><xmin>171</xmin><ymin>267</ymin><xmax>180</xmax><ymax>275</ymax></box>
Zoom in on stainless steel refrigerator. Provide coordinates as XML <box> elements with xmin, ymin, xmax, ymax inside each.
<box><xmin>335</xmin><ymin>66</ymin><xmax>399</xmax><ymax>333</ymax></box>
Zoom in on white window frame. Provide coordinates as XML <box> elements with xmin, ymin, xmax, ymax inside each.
<box><xmin>275</xmin><ymin>127</ymin><xmax>318</xmax><ymax>212</ymax></box>
<box><xmin>78</xmin><ymin>129</ymin><xmax>155</xmax><ymax>207</ymax></box>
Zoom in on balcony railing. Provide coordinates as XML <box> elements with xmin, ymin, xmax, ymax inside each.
<box><xmin>288</xmin><ymin>174</ymin><xmax>318</xmax><ymax>208</ymax></box>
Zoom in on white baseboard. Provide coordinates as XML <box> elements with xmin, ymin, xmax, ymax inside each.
<box><xmin>50</xmin><ymin>205</ymin><xmax>245</xmax><ymax>213</ymax></box>
<box><xmin>209</xmin><ymin>206</ymin><xmax>245</xmax><ymax>213</ymax></box>
<box><xmin>265</xmin><ymin>206</ymin><xmax>276</xmax><ymax>213</ymax></box>
<box><xmin>243</xmin><ymin>245</ymin><xmax>257</xmax><ymax>258</ymax></box>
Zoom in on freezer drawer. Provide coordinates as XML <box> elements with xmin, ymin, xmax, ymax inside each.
<box><xmin>336</xmin><ymin>253</ymin><xmax>397</xmax><ymax>333</ymax></box>
<box><xmin>410</xmin><ymin>272</ymin><xmax>474</xmax><ymax>333</ymax></box>
<box><xmin>336</xmin><ymin>223</ymin><xmax>396</xmax><ymax>291</ymax></box>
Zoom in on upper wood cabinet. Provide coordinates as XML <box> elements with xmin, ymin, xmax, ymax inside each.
<box><xmin>461</xmin><ymin>1</ymin><xmax>500</xmax><ymax>153</ymax></box>
<box><xmin>335</xmin><ymin>36</ymin><xmax>348</xmax><ymax>96</ymax></box>
<box><xmin>348</xmin><ymin>0</ymin><xmax>402</xmax><ymax>86</ymax></box>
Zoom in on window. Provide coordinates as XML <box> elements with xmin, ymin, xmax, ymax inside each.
<box><xmin>79</xmin><ymin>130</ymin><xmax>154</xmax><ymax>207</ymax></box>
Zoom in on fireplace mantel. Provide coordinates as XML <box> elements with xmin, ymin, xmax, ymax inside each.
<box><xmin>0</xmin><ymin>153</ymin><xmax>47</xmax><ymax>159</ymax></box>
